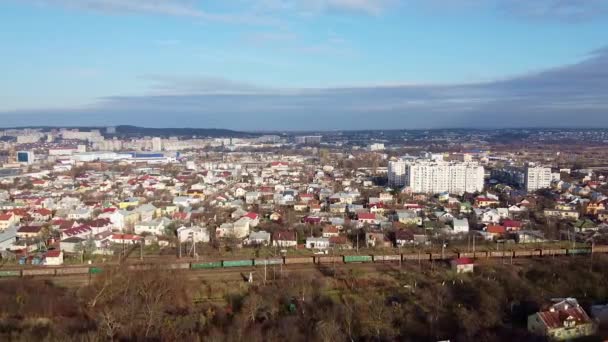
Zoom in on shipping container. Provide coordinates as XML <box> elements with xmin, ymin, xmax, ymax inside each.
<box><xmin>458</xmin><ymin>252</ymin><xmax>475</xmax><ymax>258</ymax></box>
<box><xmin>56</xmin><ymin>267</ymin><xmax>89</xmax><ymax>275</ymax></box>
<box><xmin>541</xmin><ymin>249</ymin><xmax>567</xmax><ymax>256</ymax></box>
<box><xmin>373</xmin><ymin>255</ymin><xmax>401</xmax><ymax>262</ymax></box>
<box><xmin>474</xmin><ymin>251</ymin><xmax>488</xmax><ymax>258</ymax></box>
<box><xmin>22</xmin><ymin>268</ymin><xmax>56</xmax><ymax>276</ymax></box>
<box><xmin>89</xmin><ymin>267</ymin><xmax>103</xmax><ymax>274</ymax></box>
<box><xmin>567</xmin><ymin>248</ymin><xmax>592</xmax><ymax>255</ymax></box>
<box><xmin>254</xmin><ymin>258</ymin><xmax>283</xmax><ymax>266</ymax></box>
<box><xmin>316</xmin><ymin>256</ymin><xmax>343</xmax><ymax>264</ymax></box>
<box><xmin>191</xmin><ymin>261</ymin><xmax>223</xmax><ymax>269</ymax></box>
<box><xmin>592</xmin><ymin>245</ymin><xmax>608</xmax><ymax>253</ymax></box>
<box><xmin>489</xmin><ymin>251</ymin><xmax>504</xmax><ymax>258</ymax></box>
<box><xmin>0</xmin><ymin>270</ymin><xmax>21</xmax><ymax>277</ymax></box>
<box><xmin>166</xmin><ymin>263</ymin><xmax>190</xmax><ymax>270</ymax></box>
<box><xmin>344</xmin><ymin>255</ymin><xmax>372</xmax><ymax>263</ymax></box>
<box><xmin>284</xmin><ymin>257</ymin><xmax>314</xmax><ymax>264</ymax></box>
<box><xmin>403</xmin><ymin>253</ymin><xmax>423</xmax><ymax>261</ymax></box>
<box><xmin>222</xmin><ymin>259</ymin><xmax>253</xmax><ymax>268</ymax></box>
<box><xmin>514</xmin><ymin>250</ymin><xmax>533</xmax><ymax>257</ymax></box>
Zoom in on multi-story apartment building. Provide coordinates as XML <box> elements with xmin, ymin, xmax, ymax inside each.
<box><xmin>389</xmin><ymin>159</ymin><xmax>484</xmax><ymax>194</ymax></box>
<box><xmin>492</xmin><ymin>166</ymin><xmax>553</xmax><ymax>192</ymax></box>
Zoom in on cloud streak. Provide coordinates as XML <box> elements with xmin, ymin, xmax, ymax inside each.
<box><xmin>2</xmin><ymin>47</ymin><xmax>607</xmax><ymax>130</ymax></box>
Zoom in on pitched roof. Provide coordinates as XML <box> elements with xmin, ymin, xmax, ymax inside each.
<box><xmin>538</xmin><ymin>305</ymin><xmax>592</xmax><ymax>330</ymax></box>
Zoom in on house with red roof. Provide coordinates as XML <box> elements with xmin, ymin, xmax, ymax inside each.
<box><xmin>32</xmin><ymin>208</ymin><xmax>53</xmax><ymax>221</ymax></box>
<box><xmin>0</xmin><ymin>213</ymin><xmax>18</xmax><ymax>231</ymax></box>
<box><xmin>357</xmin><ymin>213</ymin><xmax>377</xmax><ymax>225</ymax></box>
<box><xmin>110</xmin><ymin>234</ymin><xmax>142</xmax><ymax>245</ymax></box>
<box><xmin>503</xmin><ymin>220</ymin><xmax>523</xmax><ymax>231</ymax></box>
<box><xmin>17</xmin><ymin>225</ymin><xmax>44</xmax><ymax>239</ymax></box>
<box><xmin>43</xmin><ymin>250</ymin><xmax>64</xmax><ymax>266</ymax></box>
<box><xmin>272</xmin><ymin>231</ymin><xmax>297</xmax><ymax>248</ymax></box>
<box><xmin>450</xmin><ymin>257</ymin><xmax>474</xmax><ymax>273</ymax></box>
<box><xmin>528</xmin><ymin>298</ymin><xmax>595</xmax><ymax>340</ymax></box>
<box><xmin>475</xmin><ymin>197</ymin><xmax>500</xmax><ymax>208</ymax></box>
<box><xmin>486</xmin><ymin>225</ymin><xmax>506</xmax><ymax>239</ymax></box>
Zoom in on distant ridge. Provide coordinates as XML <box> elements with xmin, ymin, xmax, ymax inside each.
<box><xmin>0</xmin><ymin>125</ymin><xmax>258</xmax><ymax>138</ymax></box>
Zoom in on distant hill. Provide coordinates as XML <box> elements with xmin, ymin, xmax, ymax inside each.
<box><xmin>0</xmin><ymin>125</ymin><xmax>258</xmax><ymax>138</ymax></box>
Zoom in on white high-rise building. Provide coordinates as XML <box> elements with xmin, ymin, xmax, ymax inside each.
<box><xmin>152</xmin><ymin>137</ymin><xmax>162</xmax><ymax>151</ymax></box>
<box><xmin>389</xmin><ymin>159</ymin><xmax>484</xmax><ymax>194</ymax></box>
<box><xmin>388</xmin><ymin>160</ymin><xmax>407</xmax><ymax>187</ymax></box>
<box><xmin>525</xmin><ymin>166</ymin><xmax>552</xmax><ymax>192</ymax></box>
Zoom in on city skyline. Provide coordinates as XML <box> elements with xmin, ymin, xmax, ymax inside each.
<box><xmin>2</xmin><ymin>0</ymin><xmax>608</xmax><ymax>129</ymax></box>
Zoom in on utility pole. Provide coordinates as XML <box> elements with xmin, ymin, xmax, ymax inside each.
<box><xmin>472</xmin><ymin>235</ymin><xmax>476</xmax><ymax>254</ymax></box>
<box><xmin>140</xmin><ymin>241</ymin><xmax>143</xmax><ymax>261</ymax></box>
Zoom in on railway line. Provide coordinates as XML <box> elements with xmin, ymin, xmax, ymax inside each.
<box><xmin>0</xmin><ymin>245</ymin><xmax>605</xmax><ymax>279</ymax></box>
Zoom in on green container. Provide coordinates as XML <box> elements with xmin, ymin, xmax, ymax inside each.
<box><xmin>0</xmin><ymin>270</ymin><xmax>21</xmax><ymax>277</ymax></box>
<box><xmin>191</xmin><ymin>261</ymin><xmax>222</xmax><ymax>269</ymax></box>
<box><xmin>569</xmin><ymin>248</ymin><xmax>591</xmax><ymax>255</ymax></box>
<box><xmin>222</xmin><ymin>259</ymin><xmax>253</xmax><ymax>268</ymax></box>
<box><xmin>344</xmin><ymin>255</ymin><xmax>373</xmax><ymax>263</ymax></box>
<box><xmin>89</xmin><ymin>267</ymin><xmax>103</xmax><ymax>274</ymax></box>
<box><xmin>254</xmin><ymin>258</ymin><xmax>283</xmax><ymax>266</ymax></box>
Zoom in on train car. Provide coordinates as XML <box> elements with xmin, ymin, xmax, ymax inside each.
<box><xmin>489</xmin><ymin>251</ymin><xmax>507</xmax><ymax>258</ymax></box>
<box><xmin>284</xmin><ymin>257</ymin><xmax>314</xmax><ymax>265</ymax></box>
<box><xmin>567</xmin><ymin>248</ymin><xmax>592</xmax><ymax>256</ymax></box>
<box><xmin>22</xmin><ymin>268</ymin><xmax>56</xmax><ymax>276</ymax></box>
<box><xmin>127</xmin><ymin>264</ymin><xmax>154</xmax><ymax>271</ymax></box>
<box><xmin>541</xmin><ymin>249</ymin><xmax>567</xmax><ymax>257</ymax></box>
<box><xmin>191</xmin><ymin>261</ymin><xmax>223</xmax><ymax>269</ymax></box>
<box><xmin>89</xmin><ymin>267</ymin><xmax>103</xmax><ymax>274</ymax></box>
<box><xmin>592</xmin><ymin>245</ymin><xmax>608</xmax><ymax>253</ymax></box>
<box><xmin>316</xmin><ymin>256</ymin><xmax>343</xmax><ymax>264</ymax></box>
<box><xmin>254</xmin><ymin>258</ymin><xmax>283</xmax><ymax>266</ymax></box>
<box><xmin>430</xmin><ymin>252</ymin><xmax>454</xmax><ymax>260</ymax></box>
<box><xmin>165</xmin><ymin>263</ymin><xmax>190</xmax><ymax>270</ymax></box>
<box><xmin>474</xmin><ymin>251</ymin><xmax>488</xmax><ymax>258</ymax></box>
<box><xmin>222</xmin><ymin>259</ymin><xmax>254</xmax><ymax>268</ymax></box>
<box><xmin>56</xmin><ymin>267</ymin><xmax>89</xmax><ymax>275</ymax></box>
<box><xmin>343</xmin><ymin>255</ymin><xmax>373</xmax><ymax>263</ymax></box>
<box><xmin>0</xmin><ymin>270</ymin><xmax>21</xmax><ymax>277</ymax></box>
<box><xmin>514</xmin><ymin>250</ymin><xmax>533</xmax><ymax>257</ymax></box>
<box><xmin>373</xmin><ymin>255</ymin><xmax>401</xmax><ymax>262</ymax></box>
<box><xmin>458</xmin><ymin>252</ymin><xmax>475</xmax><ymax>259</ymax></box>
<box><xmin>403</xmin><ymin>253</ymin><xmax>423</xmax><ymax>261</ymax></box>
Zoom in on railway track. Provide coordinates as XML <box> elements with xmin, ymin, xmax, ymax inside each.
<box><xmin>0</xmin><ymin>245</ymin><xmax>605</xmax><ymax>279</ymax></box>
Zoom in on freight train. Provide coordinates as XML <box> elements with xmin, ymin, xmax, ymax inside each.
<box><xmin>1</xmin><ymin>245</ymin><xmax>606</xmax><ymax>278</ymax></box>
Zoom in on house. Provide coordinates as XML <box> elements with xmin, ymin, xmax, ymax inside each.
<box><xmin>68</xmin><ymin>208</ymin><xmax>92</xmax><ymax>220</ymax></box>
<box><xmin>452</xmin><ymin>218</ymin><xmax>469</xmax><ymax>234</ymax></box>
<box><xmin>119</xmin><ymin>197</ymin><xmax>140</xmax><ymax>209</ymax></box>
<box><xmin>43</xmin><ymin>250</ymin><xmax>64</xmax><ymax>266</ymax></box>
<box><xmin>60</xmin><ymin>236</ymin><xmax>85</xmax><ymax>253</ymax></box>
<box><xmin>357</xmin><ymin>213</ymin><xmax>377</xmax><ymax>226</ymax></box>
<box><xmin>110</xmin><ymin>234</ymin><xmax>142</xmax><ymax>245</ymax></box>
<box><xmin>515</xmin><ymin>230</ymin><xmax>546</xmax><ymax>244</ymax></box>
<box><xmin>246</xmin><ymin>231</ymin><xmax>271</xmax><ymax>246</ymax></box>
<box><xmin>503</xmin><ymin>220</ymin><xmax>523</xmax><ymax>231</ymax></box>
<box><xmin>329</xmin><ymin>236</ymin><xmax>352</xmax><ymax>249</ymax></box>
<box><xmin>322</xmin><ymin>226</ymin><xmax>340</xmax><ymax>238</ymax></box>
<box><xmin>475</xmin><ymin>197</ymin><xmax>499</xmax><ymax>208</ymax></box>
<box><xmin>32</xmin><ymin>208</ymin><xmax>53</xmax><ymax>221</ymax></box>
<box><xmin>17</xmin><ymin>225</ymin><xmax>44</xmax><ymax>239</ymax></box>
<box><xmin>0</xmin><ymin>213</ymin><xmax>18</xmax><ymax>232</ymax></box>
<box><xmin>528</xmin><ymin>298</ymin><xmax>595</xmax><ymax>341</ymax></box>
<box><xmin>134</xmin><ymin>203</ymin><xmax>158</xmax><ymax>222</ymax></box>
<box><xmin>451</xmin><ymin>257</ymin><xmax>474</xmax><ymax>273</ymax></box>
<box><xmin>272</xmin><ymin>231</ymin><xmax>297</xmax><ymax>248</ymax></box>
<box><xmin>395</xmin><ymin>210</ymin><xmax>420</xmax><ymax>226</ymax></box>
<box><xmin>544</xmin><ymin>209</ymin><xmax>580</xmax><ymax>221</ymax></box>
<box><xmin>485</xmin><ymin>225</ymin><xmax>506</xmax><ymax>239</ymax></box>
<box><xmin>176</xmin><ymin>226</ymin><xmax>209</xmax><ymax>243</ymax></box>
<box><xmin>365</xmin><ymin>232</ymin><xmax>391</xmax><ymax>248</ymax></box>
<box><xmin>305</xmin><ymin>237</ymin><xmax>330</xmax><ymax>250</ymax></box>
<box><xmin>134</xmin><ymin>217</ymin><xmax>172</xmax><ymax>236</ymax></box>
<box><xmin>395</xmin><ymin>230</ymin><xmax>415</xmax><ymax>246</ymax></box>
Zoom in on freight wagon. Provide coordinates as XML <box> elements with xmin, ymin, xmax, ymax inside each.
<box><xmin>284</xmin><ymin>257</ymin><xmax>314</xmax><ymax>264</ymax></box>
<box><xmin>222</xmin><ymin>259</ymin><xmax>253</xmax><ymax>268</ymax></box>
<box><xmin>343</xmin><ymin>255</ymin><xmax>373</xmax><ymax>263</ymax></box>
<box><xmin>22</xmin><ymin>268</ymin><xmax>56</xmax><ymax>276</ymax></box>
<box><xmin>373</xmin><ymin>255</ymin><xmax>401</xmax><ymax>262</ymax></box>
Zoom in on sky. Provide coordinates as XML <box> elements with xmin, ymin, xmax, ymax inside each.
<box><xmin>1</xmin><ymin>0</ymin><xmax>608</xmax><ymax>130</ymax></box>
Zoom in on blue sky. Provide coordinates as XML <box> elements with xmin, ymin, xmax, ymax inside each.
<box><xmin>1</xmin><ymin>0</ymin><xmax>608</xmax><ymax>130</ymax></box>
